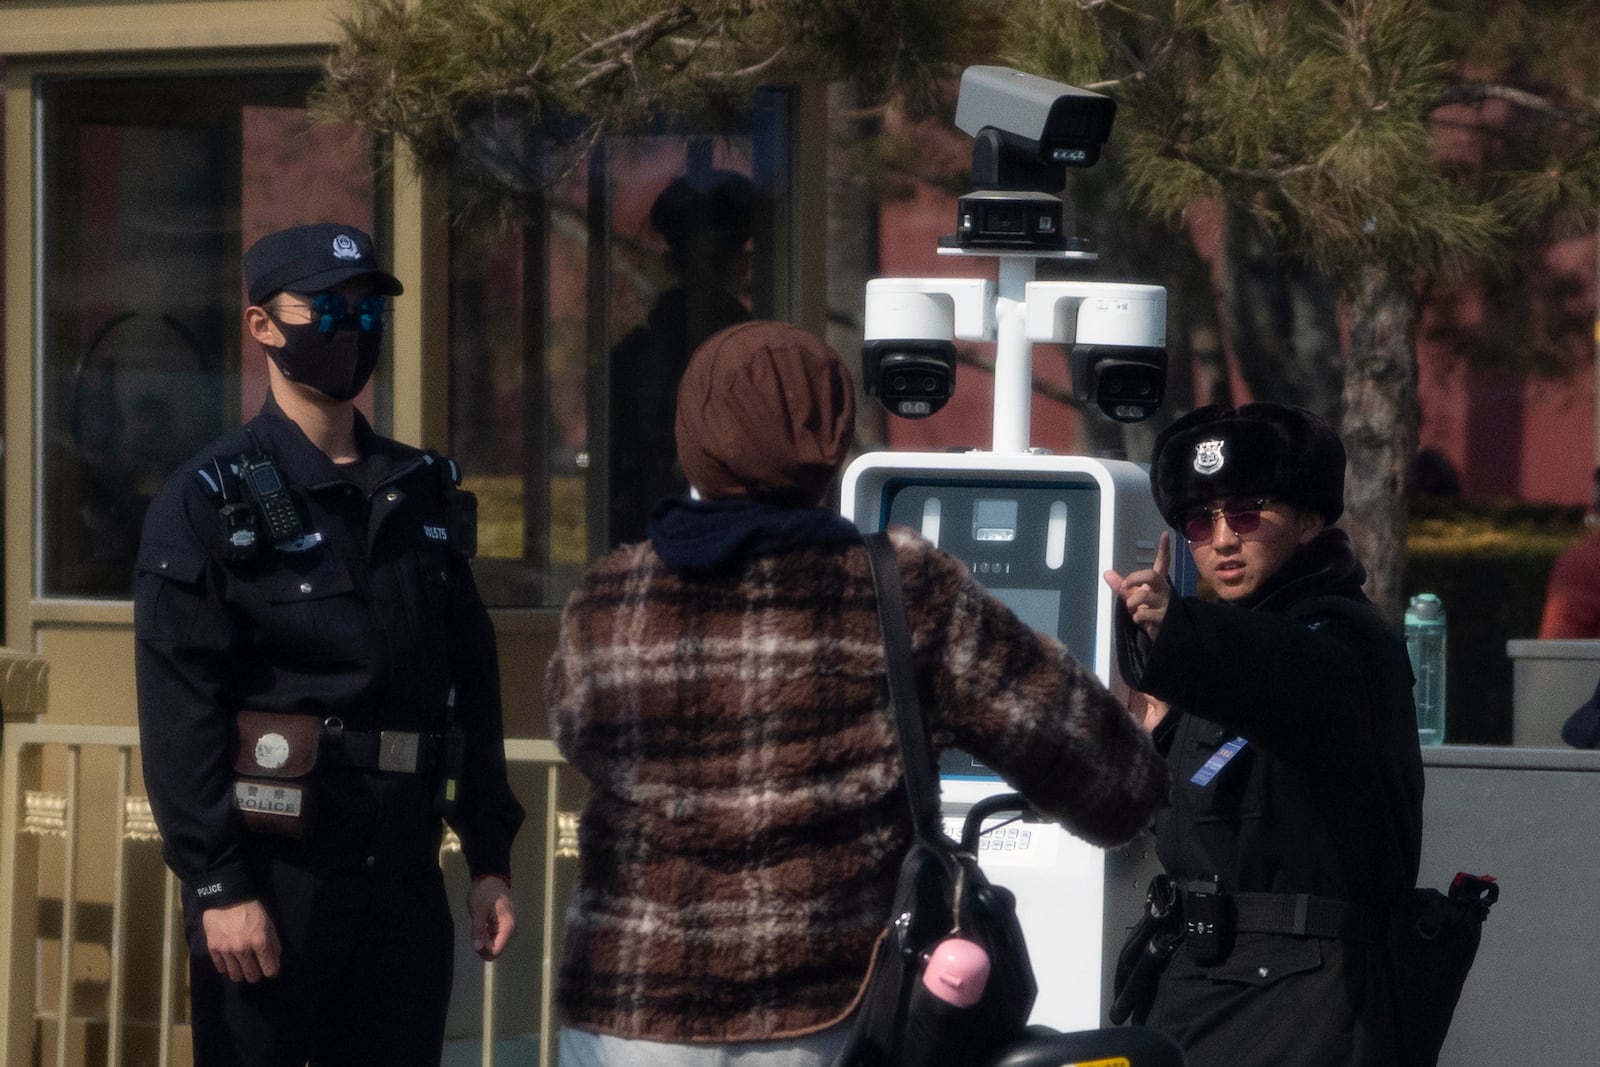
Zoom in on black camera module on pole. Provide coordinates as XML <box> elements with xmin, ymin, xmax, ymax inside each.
<box><xmin>861</xmin><ymin>65</ymin><xmax>1167</xmax><ymax>432</ymax></box>
<box><xmin>947</xmin><ymin>67</ymin><xmax>1117</xmax><ymax>254</ymax></box>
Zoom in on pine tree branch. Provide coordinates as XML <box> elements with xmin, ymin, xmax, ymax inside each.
<box><xmin>1072</xmin><ymin>0</ymin><xmax>1165</xmax><ymax>33</ymax></box>
<box><xmin>1070</xmin><ymin>0</ymin><xmax>1173</xmax><ymax>91</ymax></box>
<box><xmin>567</xmin><ymin>7</ymin><xmax>703</xmax><ymax>89</ymax></box>
<box><xmin>1433</xmin><ymin>81</ymin><xmax>1600</xmax><ymax>130</ymax></box>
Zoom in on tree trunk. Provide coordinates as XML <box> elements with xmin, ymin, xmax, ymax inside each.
<box><xmin>1341</xmin><ymin>264</ymin><xmax>1420</xmax><ymax>623</ymax></box>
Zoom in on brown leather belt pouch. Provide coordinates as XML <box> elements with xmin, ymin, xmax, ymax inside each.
<box><xmin>233</xmin><ymin>710</ymin><xmax>321</xmax><ymax>838</ymax></box>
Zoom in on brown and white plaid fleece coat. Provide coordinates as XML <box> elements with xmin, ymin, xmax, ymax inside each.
<box><xmin>546</xmin><ymin>526</ymin><xmax>1167</xmax><ymax>1044</ymax></box>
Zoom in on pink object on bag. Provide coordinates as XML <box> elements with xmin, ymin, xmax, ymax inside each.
<box><xmin>920</xmin><ymin>936</ymin><xmax>991</xmax><ymax>1007</ymax></box>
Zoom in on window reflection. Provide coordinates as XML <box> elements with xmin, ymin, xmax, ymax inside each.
<box><xmin>449</xmin><ymin>92</ymin><xmax>794</xmax><ymax>608</ymax></box>
<box><xmin>607</xmin><ymin>169</ymin><xmax>760</xmax><ymax>547</ymax></box>
<box><xmin>38</xmin><ymin>72</ymin><xmax>385</xmax><ymax>599</ymax></box>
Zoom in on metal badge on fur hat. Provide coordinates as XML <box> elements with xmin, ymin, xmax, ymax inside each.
<box><xmin>674</xmin><ymin>321</ymin><xmax>856</xmax><ymax>505</ymax></box>
<box><xmin>1150</xmin><ymin>402</ymin><xmax>1345</xmax><ymax>527</ymax></box>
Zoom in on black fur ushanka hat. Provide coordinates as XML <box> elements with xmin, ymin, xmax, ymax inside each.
<box><xmin>1149</xmin><ymin>402</ymin><xmax>1346</xmax><ymax>528</ymax></box>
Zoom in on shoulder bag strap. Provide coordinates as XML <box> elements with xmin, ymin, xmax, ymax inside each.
<box><xmin>862</xmin><ymin>531</ymin><xmax>948</xmax><ymax>845</ymax></box>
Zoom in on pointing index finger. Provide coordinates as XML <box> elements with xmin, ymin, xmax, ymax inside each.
<box><xmin>1154</xmin><ymin>530</ymin><xmax>1172</xmax><ymax>580</ymax></box>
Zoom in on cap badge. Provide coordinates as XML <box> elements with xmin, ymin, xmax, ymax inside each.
<box><xmin>1193</xmin><ymin>439</ymin><xmax>1225</xmax><ymax>475</ymax></box>
<box><xmin>331</xmin><ymin>234</ymin><xmax>362</xmax><ymax>261</ymax></box>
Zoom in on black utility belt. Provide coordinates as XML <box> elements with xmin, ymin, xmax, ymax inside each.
<box><xmin>233</xmin><ymin>710</ymin><xmax>452</xmax><ymax>840</ymax></box>
<box><xmin>321</xmin><ymin>718</ymin><xmax>443</xmax><ymax>775</ymax></box>
<box><xmin>1178</xmin><ymin>877</ymin><xmax>1386</xmax><ymax>965</ymax></box>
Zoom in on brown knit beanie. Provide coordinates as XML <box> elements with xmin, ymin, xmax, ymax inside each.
<box><xmin>674</xmin><ymin>321</ymin><xmax>856</xmax><ymax>504</ymax></box>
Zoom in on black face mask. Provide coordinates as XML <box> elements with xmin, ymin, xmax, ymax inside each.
<box><xmin>265</xmin><ymin>319</ymin><xmax>381</xmax><ymax>402</ymax></box>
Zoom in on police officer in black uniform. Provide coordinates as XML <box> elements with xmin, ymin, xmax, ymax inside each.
<box><xmin>135</xmin><ymin>223</ymin><xmax>525</xmax><ymax>1066</ymax></box>
<box><xmin>1103</xmin><ymin>403</ymin><xmax>1423</xmax><ymax>1067</ymax></box>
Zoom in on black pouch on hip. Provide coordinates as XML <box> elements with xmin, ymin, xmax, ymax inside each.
<box><xmin>233</xmin><ymin>710</ymin><xmax>321</xmax><ymax>838</ymax></box>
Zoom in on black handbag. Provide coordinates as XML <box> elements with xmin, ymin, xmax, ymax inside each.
<box><xmin>1389</xmin><ymin>873</ymin><xmax>1499</xmax><ymax>1067</ymax></box>
<box><xmin>834</xmin><ymin>532</ymin><xmax>1038</xmax><ymax>1067</ymax></box>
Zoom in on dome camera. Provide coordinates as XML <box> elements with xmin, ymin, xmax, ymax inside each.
<box><xmin>1071</xmin><ymin>347</ymin><xmax>1167</xmax><ymax>424</ymax></box>
<box><xmin>864</xmin><ymin>342</ymin><xmax>957</xmax><ymax>419</ymax></box>
<box><xmin>862</xmin><ymin>277</ymin><xmax>996</xmax><ymax>421</ymax></box>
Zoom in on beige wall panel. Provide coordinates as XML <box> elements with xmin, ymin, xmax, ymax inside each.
<box><xmin>490</xmin><ymin>613</ymin><xmax>561</xmax><ymax>740</ymax></box>
<box><xmin>2</xmin><ymin>2</ymin><xmax>339</xmax><ymax>54</ymax></box>
<box><xmin>36</xmin><ymin>625</ymin><xmax>137</xmax><ymax>726</ymax></box>
<box><xmin>5</xmin><ymin>66</ymin><xmax>36</xmax><ymax>651</ymax></box>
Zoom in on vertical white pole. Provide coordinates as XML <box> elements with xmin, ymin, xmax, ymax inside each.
<box><xmin>992</xmin><ymin>257</ymin><xmax>1038</xmax><ymax>453</ymax></box>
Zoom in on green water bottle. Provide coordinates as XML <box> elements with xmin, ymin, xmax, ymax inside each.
<box><xmin>1405</xmin><ymin>593</ymin><xmax>1447</xmax><ymax>745</ymax></box>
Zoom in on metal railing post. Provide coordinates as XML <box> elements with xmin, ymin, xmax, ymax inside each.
<box><xmin>53</xmin><ymin>745</ymin><xmax>81</xmax><ymax>1067</ymax></box>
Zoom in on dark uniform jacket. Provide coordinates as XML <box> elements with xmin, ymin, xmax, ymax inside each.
<box><xmin>1118</xmin><ymin>530</ymin><xmax>1424</xmax><ymax>1067</ymax></box>
<box><xmin>135</xmin><ymin>395</ymin><xmax>524</xmax><ymax>921</ymax></box>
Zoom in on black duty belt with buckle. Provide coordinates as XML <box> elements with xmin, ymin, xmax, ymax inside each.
<box><xmin>1178</xmin><ymin>879</ymin><xmax>1389</xmax><ymax>965</ymax></box>
<box><xmin>321</xmin><ymin>718</ymin><xmax>442</xmax><ymax>775</ymax></box>
<box><xmin>1230</xmin><ymin>891</ymin><xmax>1386</xmax><ymax>943</ymax></box>
<box><xmin>1179</xmin><ymin>880</ymin><xmax>1386</xmax><ymax>946</ymax></box>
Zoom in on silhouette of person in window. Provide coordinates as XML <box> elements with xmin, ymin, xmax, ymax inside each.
<box><xmin>607</xmin><ymin>170</ymin><xmax>758</xmax><ymax>546</ymax></box>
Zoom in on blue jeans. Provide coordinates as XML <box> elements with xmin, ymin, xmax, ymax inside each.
<box><xmin>558</xmin><ymin>1020</ymin><xmax>853</xmax><ymax>1067</ymax></box>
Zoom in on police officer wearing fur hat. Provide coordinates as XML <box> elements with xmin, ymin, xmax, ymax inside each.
<box><xmin>135</xmin><ymin>223</ymin><xmax>524</xmax><ymax>1066</ymax></box>
<box><xmin>1103</xmin><ymin>403</ymin><xmax>1423</xmax><ymax>1067</ymax></box>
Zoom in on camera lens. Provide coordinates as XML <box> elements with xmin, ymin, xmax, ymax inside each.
<box><xmin>982</xmin><ymin>205</ymin><xmax>1026</xmax><ymax>235</ymax></box>
<box><xmin>863</xmin><ymin>341</ymin><xmax>954</xmax><ymax>419</ymax></box>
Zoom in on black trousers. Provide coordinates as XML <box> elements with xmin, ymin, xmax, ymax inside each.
<box><xmin>188</xmin><ymin>860</ymin><xmax>454</xmax><ymax>1067</ymax></box>
<box><xmin>1145</xmin><ymin>932</ymin><xmax>1400</xmax><ymax>1067</ymax></box>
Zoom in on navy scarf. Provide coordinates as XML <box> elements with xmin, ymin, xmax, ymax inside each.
<box><xmin>647</xmin><ymin>496</ymin><xmax>861</xmax><ymax>579</ymax></box>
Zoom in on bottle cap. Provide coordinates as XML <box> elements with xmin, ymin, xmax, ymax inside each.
<box><xmin>1409</xmin><ymin>593</ymin><xmax>1443</xmax><ymax>621</ymax></box>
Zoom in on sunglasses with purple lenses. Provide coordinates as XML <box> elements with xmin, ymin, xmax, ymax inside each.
<box><xmin>1182</xmin><ymin>498</ymin><xmax>1273</xmax><ymax>544</ymax></box>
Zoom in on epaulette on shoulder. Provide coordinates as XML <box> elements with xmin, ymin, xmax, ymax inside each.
<box><xmin>193</xmin><ymin>457</ymin><xmax>242</xmax><ymax>504</ymax></box>
<box><xmin>423</xmin><ymin>450</ymin><xmax>477</xmax><ymax>559</ymax></box>
<box><xmin>422</xmin><ymin>450</ymin><xmax>463</xmax><ymax>487</ymax></box>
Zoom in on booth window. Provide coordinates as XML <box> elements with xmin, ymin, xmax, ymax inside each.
<box><xmin>448</xmin><ymin>89</ymin><xmax>796</xmax><ymax>609</ymax></box>
<box><xmin>36</xmin><ymin>71</ymin><xmax>388</xmax><ymax>599</ymax></box>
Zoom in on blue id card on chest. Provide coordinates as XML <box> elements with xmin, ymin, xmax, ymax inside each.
<box><xmin>1190</xmin><ymin>736</ymin><xmax>1249</xmax><ymax>786</ymax></box>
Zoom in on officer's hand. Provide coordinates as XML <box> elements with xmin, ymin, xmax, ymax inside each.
<box><xmin>1103</xmin><ymin>531</ymin><xmax>1174</xmax><ymax>639</ymax></box>
<box><xmin>469</xmin><ymin>876</ymin><xmax>517</xmax><ymax>961</ymax></box>
<box><xmin>1130</xmin><ymin>690</ymin><xmax>1172</xmax><ymax>734</ymax></box>
<box><xmin>202</xmin><ymin>900</ymin><xmax>282</xmax><ymax>983</ymax></box>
